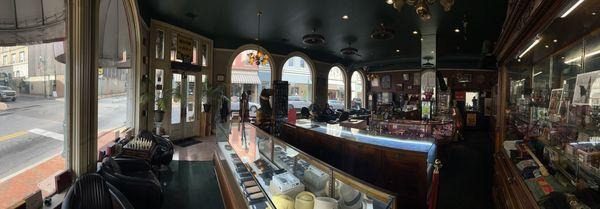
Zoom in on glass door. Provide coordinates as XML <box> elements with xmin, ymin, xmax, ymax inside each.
<box><xmin>169</xmin><ymin>71</ymin><xmax>200</xmax><ymax>139</ymax></box>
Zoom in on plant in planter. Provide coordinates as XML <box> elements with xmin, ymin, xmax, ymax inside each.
<box><xmin>199</xmin><ymin>82</ymin><xmax>229</xmax><ymax>113</ymax></box>
<box><xmin>140</xmin><ymin>86</ymin><xmax>182</xmax><ymax>123</ymax></box>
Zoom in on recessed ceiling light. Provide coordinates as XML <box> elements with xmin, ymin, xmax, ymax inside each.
<box><xmin>396</xmin><ymin>49</ymin><xmax>400</xmax><ymax>52</ymax></box>
<box><xmin>430</xmin><ymin>51</ymin><xmax>435</xmax><ymax>54</ymax></box>
<box><xmin>342</xmin><ymin>15</ymin><xmax>349</xmax><ymax>20</ymax></box>
<box><xmin>386</xmin><ymin>0</ymin><xmax>394</xmax><ymax>4</ymax></box>
<box><xmin>517</xmin><ymin>58</ymin><xmax>521</xmax><ymax>62</ymax></box>
<box><xmin>545</xmin><ymin>45</ymin><xmax>549</xmax><ymax>48</ymax></box>
<box><xmin>454</xmin><ymin>28</ymin><xmax>460</xmax><ymax>33</ymax></box>
<box><xmin>592</xmin><ymin>12</ymin><xmax>597</xmax><ymax>16</ymax></box>
<box><xmin>420</xmin><ymin>38</ymin><xmax>423</xmax><ymax>41</ymax></box>
<box><xmin>553</xmin><ymin>39</ymin><xmax>558</xmax><ymax>43</ymax></box>
<box><xmin>412</xmin><ymin>30</ymin><xmax>419</xmax><ymax>35</ymax></box>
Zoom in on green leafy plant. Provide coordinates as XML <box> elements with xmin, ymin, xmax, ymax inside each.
<box><xmin>199</xmin><ymin>82</ymin><xmax>229</xmax><ymax>111</ymax></box>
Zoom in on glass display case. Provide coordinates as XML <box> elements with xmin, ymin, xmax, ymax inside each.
<box><xmin>499</xmin><ymin>2</ymin><xmax>600</xmax><ymax>208</ymax></box>
<box><xmin>214</xmin><ymin>122</ymin><xmax>397</xmax><ymax>209</ymax></box>
<box><xmin>369</xmin><ymin>119</ymin><xmax>455</xmax><ymax>143</ymax></box>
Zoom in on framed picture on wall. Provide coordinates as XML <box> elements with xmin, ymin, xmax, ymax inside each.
<box><xmin>371</xmin><ymin>77</ymin><xmax>380</xmax><ymax>87</ymax></box>
<box><xmin>216</xmin><ymin>74</ymin><xmax>225</xmax><ymax>82</ymax></box>
<box><xmin>381</xmin><ymin>75</ymin><xmax>391</xmax><ymax>89</ymax></box>
<box><xmin>403</xmin><ymin>73</ymin><xmax>410</xmax><ymax>81</ymax></box>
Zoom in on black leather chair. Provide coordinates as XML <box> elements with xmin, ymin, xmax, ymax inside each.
<box><xmin>138</xmin><ymin>130</ymin><xmax>174</xmax><ymax>166</ymax></box>
<box><xmin>99</xmin><ymin>157</ymin><xmax>163</xmax><ymax>209</ymax></box>
<box><xmin>62</xmin><ymin>173</ymin><xmax>133</xmax><ymax>209</ymax></box>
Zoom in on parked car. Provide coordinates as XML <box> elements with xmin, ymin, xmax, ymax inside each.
<box><xmin>0</xmin><ymin>86</ymin><xmax>16</xmax><ymax>102</ymax></box>
<box><xmin>230</xmin><ymin>99</ymin><xmax>261</xmax><ymax>113</ymax></box>
<box><xmin>287</xmin><ymin>96</ymin><xmax>311</xmax><ymax>110</ymax></box>
<box><xmin>351</xmin><ymin>98</ymin><xmax>362</xmax><ymax>109</ymax></box>
<box><xmin>328</xmin><ymin>99</ymin><xmax>345</xmax><ymax>110</ymax></box>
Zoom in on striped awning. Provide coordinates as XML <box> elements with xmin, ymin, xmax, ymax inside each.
<box><xmin>232</xmin><ymin>71</ymin><xmax>261</xmax><ymax>84</ymax></box>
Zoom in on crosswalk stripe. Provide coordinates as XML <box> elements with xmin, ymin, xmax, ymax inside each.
<box><xmin>28</xmin><ymin>128</ymin><xmax>64</xmax><ymax>141</ymax></box>
<box><xmin>0</xmin><ymin>131</ymin><xmax>28</xmax><ymax>142</ymax></box>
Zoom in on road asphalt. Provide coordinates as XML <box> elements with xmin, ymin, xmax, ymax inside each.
<box><xmin>0</xmin><ymin>95</ymin><xmax>127</xmax><ymax>180</ymax></box>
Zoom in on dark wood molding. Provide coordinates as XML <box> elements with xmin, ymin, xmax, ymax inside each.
<box><xmin>494</xmin><ymin>0</ymin><xmax>569</xmax><ymax>65</ymax></box>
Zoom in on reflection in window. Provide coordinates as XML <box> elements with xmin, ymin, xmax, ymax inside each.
<box><xmin>350</xmin><ymin>71</ymin><xmax>364</xmax><ymax>109</ymax></box>
<box><xmin>155</xmin><ymin>29</ymin><xmax>164</xmax><ymax>59</ymax></box>
<box><xmin>328</xmin><ymin>66</ymin><xmax>346</xmax><ymax>109</ymax></box>
<box><xmin>97</xmin><ymin>0</ymin><xmax>135</xmax><ymax>149</ymax></box>
<box><xmin>230</xmin><ymin>49</ymin><xmax>271</xmax><ymax>114</ymax></box>
<box><xmin>172</xmin><ymin>73</ymin><xmax>182</xmax><ymax>124</ymax></box>
<box><xmin>282</xmin><ymin>56</ymin><xmax>312</xmax><ymax>109</ymax></box>
<box><xmin>187</xmin><ymin>75</ymin><xmax>196</xmax><ymax>122</ymax></box>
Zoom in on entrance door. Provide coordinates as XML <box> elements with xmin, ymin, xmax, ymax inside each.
<box><xmin>169</xmin><ymin>71</ymin><xmax>199</xmax><ymax>140</ymax></box>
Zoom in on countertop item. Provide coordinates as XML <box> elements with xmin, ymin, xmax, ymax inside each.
<box><xmin>295</xmin><ymin>191</ymin><xmax>316</xmax><ymax>209</ymax></box>
<box><xmin>314</xmin><ymin>197</ymin><xmax>339</xmax><ymax>209</ymax></box>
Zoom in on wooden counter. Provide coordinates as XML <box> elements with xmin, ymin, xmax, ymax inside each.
<box><xmin>281</xmin><ymin>119</ymin><xmax>437</xmax><ymax>209</ymax></box>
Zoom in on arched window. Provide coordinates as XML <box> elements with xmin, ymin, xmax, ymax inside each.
<box><xmin>230</xmin><ymin>49</ymin><xmax>272</xmax><ymax>114</ymax></box>
<box><xmin>282</xmin><ymin>56</ymin><xmax>313</xmax><ymax>110</ymax></box>
<box><xmin>327</xmin><ymin>66</ymin><xmax>346</xmax><ymax>109</ymax></box>
<box><xmin>350</xmin><ymin>71</ymin><xmax>364</xmax><ymax>109</ymax></box>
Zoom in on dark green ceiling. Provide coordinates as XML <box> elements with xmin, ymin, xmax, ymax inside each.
<box><xmin>137</xmin><ymin>0</ymin><xmax>506</xmax><ymax>67</ymax></box>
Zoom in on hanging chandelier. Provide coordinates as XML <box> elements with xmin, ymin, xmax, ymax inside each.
<box><xmin>247</xmin><ymin>11</ymin><xmax>269</xmax><ymax>66</ymax></box>
<box><xmin>386</xmin><ymin>0</ymin><xmax>455</xmax><ymax>21</ymax></box>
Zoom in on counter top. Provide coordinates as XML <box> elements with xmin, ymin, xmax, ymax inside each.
<box><xmin>292</xmin><ymin>119</ymin><xmax>436</xmax><ymax>153</ymax></box>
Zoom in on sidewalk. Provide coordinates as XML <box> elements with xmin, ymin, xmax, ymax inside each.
<box><xmin>0</xmin><ymin>131</ymin><xmax>118</xmax><ymax>209</ymax></box>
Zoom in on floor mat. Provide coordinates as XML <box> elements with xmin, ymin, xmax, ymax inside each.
<box><xmin>160</xmin><ymin>161</ymin><xmax>224</xmax><ymax>209</ymax></box>
<box><xmin>172</xmin><ymin>138</ymin><xmax>202</xmax><ymax>147</ymax></box>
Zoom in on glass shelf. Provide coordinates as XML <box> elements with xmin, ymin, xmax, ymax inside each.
<box><xmin>217</xmin><ymin>122</ymin><xmax>397</xmax><ymax>209</ymax></box>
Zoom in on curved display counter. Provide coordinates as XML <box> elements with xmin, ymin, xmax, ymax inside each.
<box><xmin>281</xmin><ymin>119</ymin><xmax>438</xmax><ymax>209</ymax></box>
<box><xmin>213</xmin><ymin>122</ymin><xmax>397</xmax><ymax>209</ymax></box>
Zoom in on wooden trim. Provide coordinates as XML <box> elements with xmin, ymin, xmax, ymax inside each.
<box><xmin>212</xmin><ymin>152</ymin><xmax>246</xmax><ymax>209</ymax></box>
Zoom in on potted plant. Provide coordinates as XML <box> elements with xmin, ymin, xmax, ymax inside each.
<box><xmin>141</xmin><ymin>86</ymin><xmax>181</xmax><ymax>123</ymax></box>
<box><xmin>199</xmin><ymin>82</ymin><xmax>229</xmax><ymax>113</ymax></box>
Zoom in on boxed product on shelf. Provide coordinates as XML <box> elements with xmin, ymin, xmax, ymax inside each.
<box><xmin>269</xmin><ymin>171</ymin><xmax>305</xmax><ymax>198</ymax></box>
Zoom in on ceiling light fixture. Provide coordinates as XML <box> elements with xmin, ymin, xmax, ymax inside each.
<box><xmin>553</xmin><ymin>39</ymin><xmax>558</xmax><ymax>43</ymax></box>
<box><xmin>340</xmin><ymin>43</ymin><xmax>360</xmax><ymax>56</ymax></box>
<box><xmin>561</xmin><ymin>0</ymin><xmax>585</xmax><ymax>18</ymax></box>
<box><xmin>413</xmin><ymin>30</ymin><xmax>419</xmax><ymax>35</ymax></box>
<box><xmin>247</xmin><ymin>11</ymin><xmax>269</xmax><ymax>66</ymax></box>
<box><xmin>342</xmin><ymin>15</ymin><xmax>349</xmax><ymax>20</ymax></box>
<box><xmin>564</xmin><ymin>49</ymin><xmax>600</xmax><ymax>64</ymax></box>
<box><xmin>303</xmin><ymin>28</ymin><xmax>326</xmax><ymax>45</ymax></box>
<box><xmin>545</xmin><ymin>45</ymin><xmax>549</xmax><ymax>48</ymax></box>
<box><xmin>454</xmin><ymin>28</ymin><xmax>460</xmax><ymax>33</ymax></box>
<box><xmin>518</xmin><ymin>38</ymin><xmax>541</xmax><ymax>58</ymax></box>
<box><xmin>396</xmin><ymin>49</ymin><xmax>400</xmax><ymax>52</ymax></box>
<box><xmin>387</xmin><ymin>0</ymin><xmax>454</xmax><ymax>21</ymax></box>
<box><xmin>370</xmin><ymin>23</ymin><xmax>395</xmax><ymax>40</ymax></box>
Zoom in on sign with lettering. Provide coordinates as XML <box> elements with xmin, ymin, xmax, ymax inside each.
<box><xmin>177</xmin><ymin>35</ymin><xmax>193</xmax><ymax>63</ymax></box>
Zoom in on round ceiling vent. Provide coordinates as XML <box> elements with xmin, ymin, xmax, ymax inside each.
<box><xmin>370</xmin><ymin>23</ymin><xmax>395</xmax><ymax>40</ymax></box>
<box><xmin>340</xmin><ymin>47</ymin><xmax>359</xmax><ymax>56</ymax></box>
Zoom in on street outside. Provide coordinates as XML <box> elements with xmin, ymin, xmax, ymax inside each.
<box><xmin>0</xmin><ymin>95</ymin><xmax>127</xmax><ymax>181</ymax></box>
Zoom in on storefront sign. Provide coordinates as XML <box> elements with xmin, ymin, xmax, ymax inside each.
<box><xmin>177</xmin><ymin>35</ymin><xmax>193</xmax><ymax>63</ymax></box>
<box><xmin>466</xmin><ymin>113</ymin><xmax>477</xmax><ymax>127</ymax></box>
<box><xmin>455</xmin><ymin>91</ymin><xmax>466</xmax><ymax>101</ymax></box>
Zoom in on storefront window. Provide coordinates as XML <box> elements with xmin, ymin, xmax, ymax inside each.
<box><xmin>0</xmin><ymin>0</ymin><xmax>68</xmax><ymax>207</ymax></box>
<box><xmin>97</xmin><ymin>0</ymin><xmax>136</xmax><ymax>150</ymax></box>
<box><xmin>350</xmin><ymin>71</ymin><xmax>364</xmax><ymax>109</ymax></box>
<box><xmin>328</xmin><ymin>66</ymin><xmax>346</xmax><ymax>109</ymax></box>
<box><xmin>282</xmin><ymin>56</ymin><xmax>312</xmax><ymax>110</ymax></box>
<box><xmin>230</xmin><ymin>49</ymin><xmax>271</xmax><ymax>115</ymax></box>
